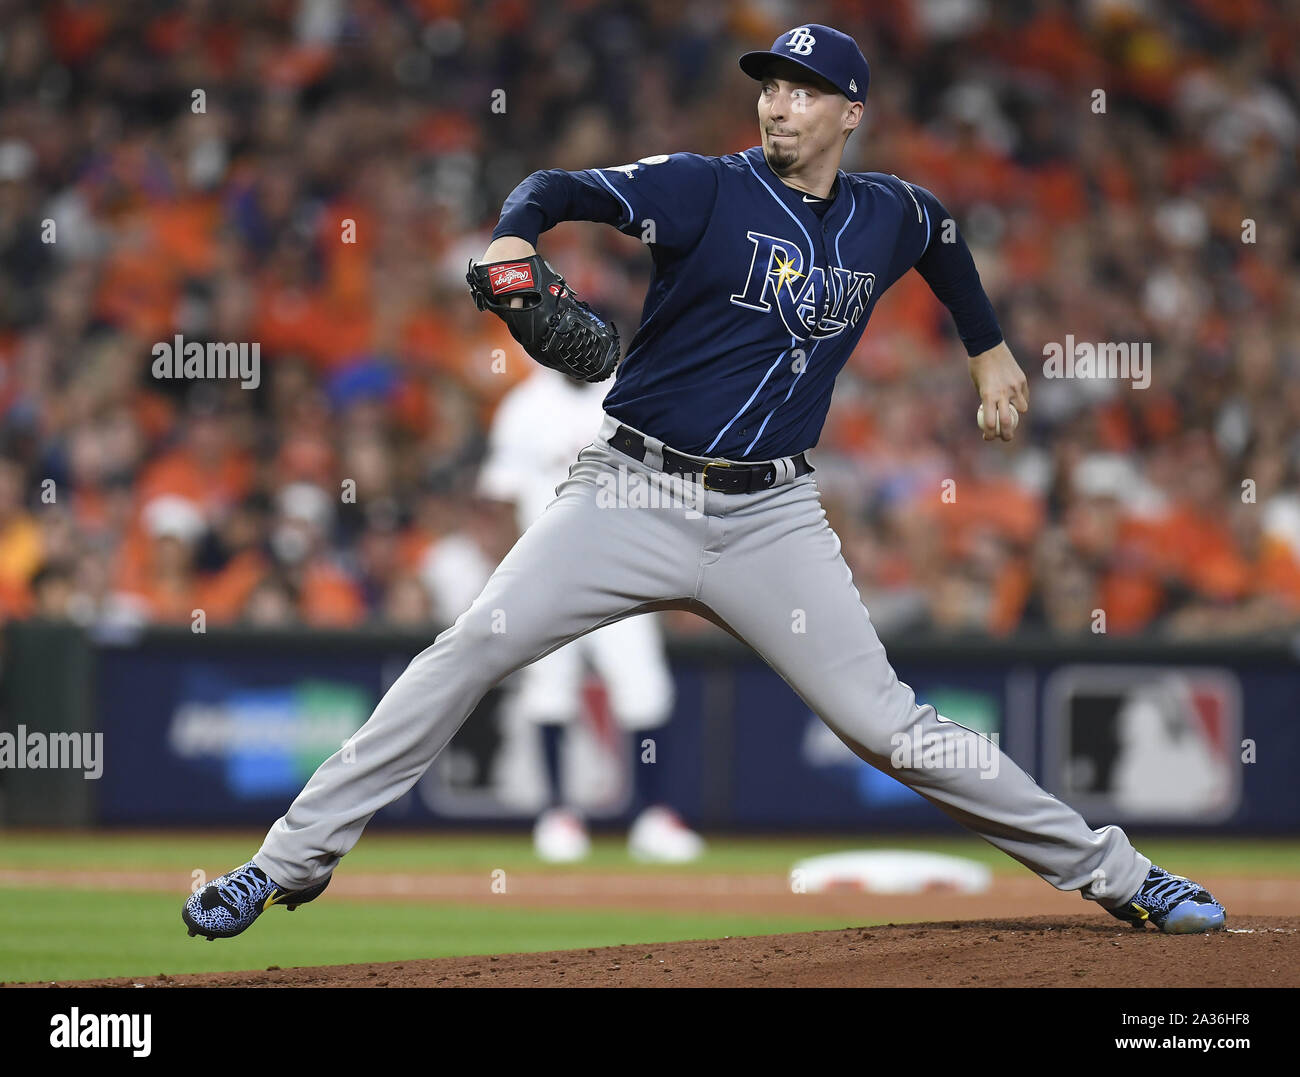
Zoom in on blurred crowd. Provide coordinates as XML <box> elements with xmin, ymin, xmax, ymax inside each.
<box><xmin>0</xmin><ymin>0</ymin><xmax>1298</xmax><ymax>640</ymax></box>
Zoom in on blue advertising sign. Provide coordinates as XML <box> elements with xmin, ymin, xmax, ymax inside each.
<box><xmin>88</xmin><ymin>631</ymin><xmax>1300</xmax><ymax>831</ymax></box>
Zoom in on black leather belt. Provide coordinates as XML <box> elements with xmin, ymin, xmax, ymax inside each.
<box><xmin>606</xmin><ymin>424</ymin><xmax>812</xmax><ymax>494</ymax></box>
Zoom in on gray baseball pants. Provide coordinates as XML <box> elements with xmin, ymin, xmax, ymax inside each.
<box><xmin>257</xmin><ymin>415</ymin><xmax>1148</xmax><ymax>905</ymax></box>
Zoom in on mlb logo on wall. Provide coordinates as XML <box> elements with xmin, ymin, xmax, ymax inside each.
<box><xmin>1042</xmin><ymin>666</ymin><xmax>1241</xmax><ymax>822</ymax></box>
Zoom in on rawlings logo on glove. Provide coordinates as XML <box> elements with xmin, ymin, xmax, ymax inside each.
<box><xmin>488</xmin><ymin>262</ymin><xmax>536</xmax><ymax>295</ymax></box>
<box><xmin>466</xmin><ymin>254</ymin><xmax>621</xmax><ymax>383</ymax></box>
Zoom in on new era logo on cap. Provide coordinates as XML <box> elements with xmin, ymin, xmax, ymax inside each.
<box><xmin>849</xmin><ymin>78</ymin><xmax>857</xmax><ymax>93</ymax></box>
<box><xmin>489</xmin><ymin>262</ymin><xmax>535</xmax><ymax>296</ymax></box>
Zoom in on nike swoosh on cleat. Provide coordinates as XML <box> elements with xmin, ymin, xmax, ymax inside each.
<box><xmin>263</xmin><ymin>889</ymin><xmax>281</xmax><ymax>911</ymax></box>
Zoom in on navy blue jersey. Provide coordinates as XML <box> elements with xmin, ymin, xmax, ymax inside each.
<box><xmin>493</xmin><ymin>147</ymin><xmax>1002</xmax><ymax>460</ymax></box>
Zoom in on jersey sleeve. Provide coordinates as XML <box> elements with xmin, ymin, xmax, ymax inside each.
<box><xmin>881</xmin><ymin>176</ymin><xmax>1004</xmax><ymax>357</ymax></box>
<box><xmin>493</xmin><ymin>152</ymin><xmax>719</xmax><ymax>253</ymax></box>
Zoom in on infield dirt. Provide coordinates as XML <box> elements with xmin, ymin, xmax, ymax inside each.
<box><xmin>19</xmin><ymin>915</ymin><xmax>1299</xmax><ymax>988</ymax></box>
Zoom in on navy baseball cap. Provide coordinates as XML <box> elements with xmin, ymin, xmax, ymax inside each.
<box><xmin>739</xmin><ymin>24</ymin><xmax>870</xmax><ymax>103</ymax></box>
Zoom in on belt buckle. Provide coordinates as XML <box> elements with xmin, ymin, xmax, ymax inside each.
<box><xmin>701</xmin><ymin>460</ymin><xmax>732</xmax><ymax>492</ymax></box>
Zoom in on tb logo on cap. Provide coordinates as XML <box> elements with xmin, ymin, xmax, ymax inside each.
<box><xmin>785</xmin><ymin>27</ymin><xmax>816</xmax><ymax>55</ymax></box>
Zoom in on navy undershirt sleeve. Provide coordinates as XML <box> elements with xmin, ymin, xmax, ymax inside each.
<box><xmin>894</xmin><ymin>181</ymin><xmax>1004</xmax><ymax>357</ymax></box>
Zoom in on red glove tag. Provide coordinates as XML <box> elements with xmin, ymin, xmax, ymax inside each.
<box><xmin>489</xmin><ymin>262</ymin><xmax>535</xmax><ymax>296</ymax></box>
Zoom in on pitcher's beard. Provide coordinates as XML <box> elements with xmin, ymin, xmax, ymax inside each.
<box><xmin>764</xmin><ymin>142</ymin><xmax>798</xmax><ymax>173</ymax></box>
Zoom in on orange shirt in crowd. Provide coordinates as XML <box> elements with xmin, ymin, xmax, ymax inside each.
<box><xmin>0</xmin><ymin>514</ymin><xmax>43</xmax><ymax>591</ymax></box>
<box><xmin>200</xmin><ymin>550</ymin><xmax>272</xmax><ymax>623</ymax></box>
<box><xmin>1096</xmin><ymin>568</ymin><xmax>1166</xmax><ymax>634</ymax></box>
<box><xmin>0</xmin><ymin>513</ymin><xmax>41</xmax><ymax>618</ymax></box>
<box><xmin>1255</xmin><ymin>535</ymin><xmax>1300</xmax><ymax>610</ymax></box>
<box><xmin>96</xmin><ymin>200</ymin><xmax>219</xmax><ymax>339</ymax></box>
<box><xmin>937</xmin><ymin>477</ymin><xmax>1045</xmax><ymax>557</ymax></box>
<box><xmin>136</xmin><ymin>447</ymin><xmax>256</xmax><ymax>518</ymax></box>
<box><xmin>119</xmin><ymin>578</ymin><xmax>203</xmax><ymax>625</ymax></box>
<box><xmin>253</xmin><ymin>284</ymin><xmax>374</xmax><ymax>371</ymax></box>
<box><xmin>1156</xmin><ymin>503</ymin><xmax>1252</xmax><ymax>601</ymax></box>
<box><xmin>989</xmin><ymin>556</ymin><xmax>1033</xmax><ymax>636</ymax></box>
<box><xmin>298</xmin><ymin>561</ymin><xmax>366</xmax><ymax>626</ymax></box>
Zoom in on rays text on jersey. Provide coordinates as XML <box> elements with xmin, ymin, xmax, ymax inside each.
<box><xmin>729</xmin><ymin>230</ymin><xmax>874</xmax><ymax>339</ymax></box>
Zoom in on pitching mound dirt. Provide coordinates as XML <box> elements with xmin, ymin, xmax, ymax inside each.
<box><xmin>29</xmin><ymin>915</ymin><xmax>1300</xmax><ymax>988</ymax></box>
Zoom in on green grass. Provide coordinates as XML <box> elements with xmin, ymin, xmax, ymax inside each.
<box><xmin>2</xmin><ymin>831</ymin><xmax>1296</xmax><ymax>982</ymax></box>
<box><xmin>0</xmin><ymin>887</ymin><xmax>852</xmax><ymax>983</ymax></box>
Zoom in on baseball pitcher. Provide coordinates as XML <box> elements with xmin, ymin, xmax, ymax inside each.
<box><xmin>185</xmin><ymin>23</ymin><xmax>1225</xmax><ymax>940</ymax></box>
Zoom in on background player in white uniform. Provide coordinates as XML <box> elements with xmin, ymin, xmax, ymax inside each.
<box><xmin>479</xmin><ymin>367</ymin><xmax>704</xmax><ymax>862</ymax></box>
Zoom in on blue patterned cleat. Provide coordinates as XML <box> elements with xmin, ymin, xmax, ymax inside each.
<box><xmin>182</xmin><ymin>861</ymin><xmax>330</xmax><ymax>940</ymax></box>
<box><xmin>1108</xmin><ymin>865</ymin><xmax>1226</xmax><ymax>935</ymax></box>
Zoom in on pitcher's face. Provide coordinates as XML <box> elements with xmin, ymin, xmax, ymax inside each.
<box><xmin>757</xmin><ymin>62</ymin><xmax>853</xmax><ymax>174</ymax></box>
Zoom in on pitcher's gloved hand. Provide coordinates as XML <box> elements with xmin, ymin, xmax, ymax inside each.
<box><xmin>466</xmin><ymin>255</ymin><xmax>621</xmax><ymax>383</ymax></box>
